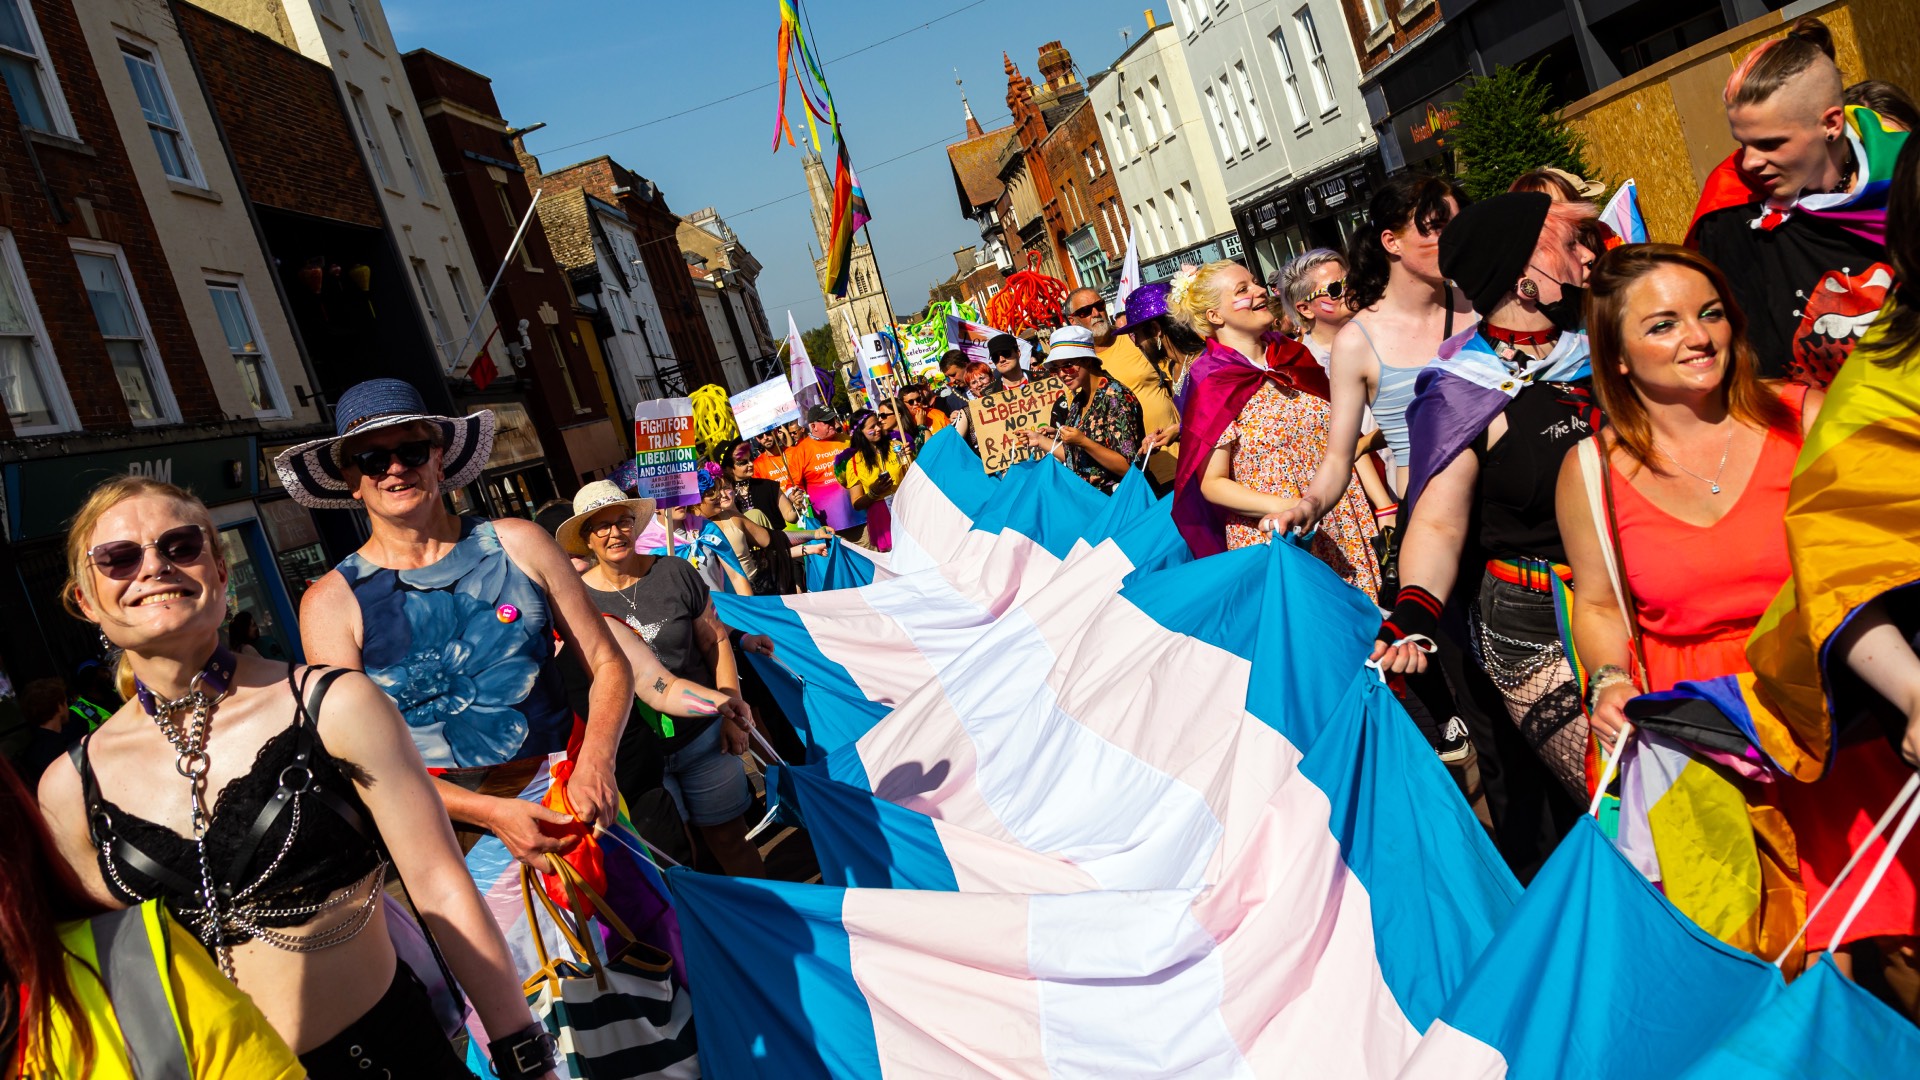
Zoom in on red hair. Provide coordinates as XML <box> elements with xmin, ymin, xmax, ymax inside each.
<box><xmin>0</xmin><ymin>758</ymin><xmax>104</xmax><ymax>1075</ymax></box>
<box><xmin>1585</xmin><ymin>244</ymin><xmax>1794</xmax><ymax>470</ymax></box>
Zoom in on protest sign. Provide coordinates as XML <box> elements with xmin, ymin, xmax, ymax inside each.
<box><xmin>632</xmin><ymin>398</ymin><xmax>700</xmax><ymax>507</ymax></box>
<box><xmin>967</xmin><ymin>376</ymin><xmax>1065</xmax><ymax>474</ymax></box>
<box><xmin>859</xmin><ymin>332</ymin><xmax>897</xmax><ymax>384</ymax></box>
<box><xmin>731</xmin><ymin>376</ymin><xmax>801</xmax><ymax>438</ymax></box>
<box><xmin>946</xmin><ymin>316</ymin><xmax>1033</xmax><ymax>370</ymax></box>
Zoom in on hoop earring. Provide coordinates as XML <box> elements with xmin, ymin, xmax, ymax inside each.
<box><xmin>1518</xmin><ymin>277</ymin><xmax>1540</xmax><ymax>301</ymax></box>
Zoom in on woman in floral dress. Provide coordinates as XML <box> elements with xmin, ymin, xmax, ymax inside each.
<box><xmin>1025</xmin><ymin>325</ymin><xmax>1145</xmax><ymax>494</ymax></box>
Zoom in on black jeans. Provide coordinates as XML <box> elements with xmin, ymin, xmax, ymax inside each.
<box><xmin>299</xmin><ymin>960</ymin><xmax>474</xmax><ymax>1079</ymax></box>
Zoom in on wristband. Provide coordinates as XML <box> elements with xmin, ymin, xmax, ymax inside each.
<box><xmin>489</xmin><ymin>1022</ymin><xmax>557</xmax><ymax>1080</ymax></box>
<box><xmin>1586</xmin><ymin>664</ymin><xmax>1638</xmax><ymax>713</ymax></box>
<box><xmin>1378</xmin><ymin>584</ymin><xmax>1443</xmax><ymax>646</ymax></box>
<box><xmin>1374</xmin><ymin>503</ymin><xmax>1399</xmax><ymax>520</ymax></box>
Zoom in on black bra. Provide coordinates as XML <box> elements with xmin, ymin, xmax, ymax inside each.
<box><xmin>74</xmin><ymin>665</ymin><xmax>384</xmax><ymax>946</ymax></box>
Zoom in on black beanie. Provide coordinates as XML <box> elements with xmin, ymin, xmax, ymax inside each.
<box><xmin>1439</xmin><ymin>192</ymin><xmax>1551</xmax><ymax>318</ymax></box>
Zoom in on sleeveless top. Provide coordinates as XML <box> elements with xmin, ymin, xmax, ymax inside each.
<box><xmin>337</xmin><ymin>518</ymin><xmax>573</xmax><ymax>769</ymax></box>
<box><xmin>1610</xmin><ymin>384</ymin><xmax>1809</xmax><ymax>691</ymax></box>
<box><xmin>1354</xmin><ymin>321</ymin><xmax>1424</xmax><ymax>460</ymax></box>
<box><xmin>75</xmin><ymin>666</ymin><xmax>383</xmax><ymax>950</ymax></box>
<box><xmin>1471</xmin><ymin>379</ymin><xmax>1595</xmax><ymax>563</ymax></box>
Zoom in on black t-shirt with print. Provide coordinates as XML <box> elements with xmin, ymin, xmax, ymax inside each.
<box><xmin>1693</xmin><ymin>204</ymin><xmax>1891</xmax><ymax>386</ymax></box>
<box><xmin>1470</xmin><ymin>380</ymin><xmax>1595</xmax><ymax>564</ymax></box>
<box><xmin>583</xmin><ymin>556</ymin><xmax>716</xmax><ymax>778</ymax></box>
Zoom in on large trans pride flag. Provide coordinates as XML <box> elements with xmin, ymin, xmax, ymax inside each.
<box><xmin>667</xmin><ymin>429</ymin><xmax>1918</xmax><ymax>1077</ymax></box>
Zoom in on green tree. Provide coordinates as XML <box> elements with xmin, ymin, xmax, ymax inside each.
<box><xmin>801</xmin><ymin>323</ymin><xmax>842</xmax><ymax>367</ymax></box>
<box><xmin>1452</xmin><ymin>63</ymin><xmax>1596</xmax><ymax>202</ymax></box>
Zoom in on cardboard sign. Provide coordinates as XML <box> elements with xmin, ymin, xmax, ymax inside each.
<box><xmin>968</xmin><ymin>376</ymin><xmax>1065</xmax><ymax>474</ymax></box>
<box><xmin>632</xmin><ymin>398</ymin><xmax>700</xmax><ymax>507</ymax></box>
<box><xmin>731</xmin><ymin>376</ymin><xmax>801</xmax><ymax>438</ymax></box>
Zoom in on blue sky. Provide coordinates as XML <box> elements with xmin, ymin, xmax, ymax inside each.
<box><xmin>388</xmin><ymin>0</ymin><xmax>1161</xmax><ymax>334</ymax></box>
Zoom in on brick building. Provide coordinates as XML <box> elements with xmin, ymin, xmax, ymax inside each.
<box><xmin>403</xmin><ymin>48</ymin><xmax>626</xmax><ymax>494</ymax></box>
<box><xmin>1003</xmin><ymin>43</ymin><xmax>1129</xmax><ymax>293</ymax></box>
<box><xmin>518</xmin><ymin>148</ymin><xmax>728</xmax><ymax>393</ymax></box>
<box><xmin>0</xmin><ymin>0</ymin><xmax>368</xmax><ymax>680</ymax></box>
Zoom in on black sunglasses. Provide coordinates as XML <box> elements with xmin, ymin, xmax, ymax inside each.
<box><xmin>1069</xmin><ymin>301</ymin><xmax>1106</xmax><ymax>318</ymax></box>
<box><xmin>88</xmin><ymin>524</ymin><xmax>209</xmax><ymax>580</ymax></box>
<box><xmin>348</xmin><ymin>439</ymin><xmax>434</xmax><ymax>476</ymax></box>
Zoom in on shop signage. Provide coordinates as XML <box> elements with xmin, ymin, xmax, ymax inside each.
<box><xmin>1395</xmin><ymin>82</ymin><xmax>1466</xmax><ymax>166</ymax></box>
<box><xmin>4</xmin><ymin>435</ymin><xmax>258</xmax><ymax>540</ymax></box>
<box><xmin>258</xmin><ymin>496</ymin><xmax>320</xmax><ymax>552</ymax></box>
<box><xmin>471</xmin><ymin>402</ymin><xmax>543</xmax><ymax>470</ymax></box>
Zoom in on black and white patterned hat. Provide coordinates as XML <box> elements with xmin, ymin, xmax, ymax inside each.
<box><xmin>273</xmin><ymin>378</ymin><xmax>495</xmax><ymax>509</ymax></box>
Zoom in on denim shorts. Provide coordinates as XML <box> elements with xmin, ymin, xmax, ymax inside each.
<box><xmin>661</xmin><ymin>718</ymin><xmax>752</xmax><ymax>827</ymax></box>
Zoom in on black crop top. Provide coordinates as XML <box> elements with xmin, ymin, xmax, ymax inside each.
<box><xmin>1469</xmin><ymin>379</ymin><xmax>1595</xmax><ymax>564</ymax></box>
<box><xmin>75</xmin><ymin>665</ymin><xmax>384</xmax><ymax>949</ymax></box>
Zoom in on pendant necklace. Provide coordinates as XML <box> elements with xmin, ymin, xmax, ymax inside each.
<box><xmin>1658</xmin><ymin>425</ymin><xmax>1736</xmax><ymax>495</ymax></box>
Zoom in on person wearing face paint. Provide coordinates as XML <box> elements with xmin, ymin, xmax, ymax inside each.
<box><xmin>836</xmin><ymin>410</ymin><xmax>905</xmax><ymax>550</ymax></box>
<box><xmin>38</xmin><ymin>474</ymin><xmax>563</xmax><ymax>1079</ymax></box>
<box><xmin>1022</xmin><ymin>326</ymin><xmax>1144</xmax><ymax>495</ymax></box>
<box><xmin>1690</xmin><ymin>16</ymin><xmax>1908</xmax><ymax>387</ymax></box>
<box><xmin>1373</xmin><ymin>195</ymin><xmax>1601</xmax><ymax>863</ymax></box>
<box><xmin>1169</xmin><ymin>261</ymin><xmax>1380</xmax><ymax>599</ymax></box>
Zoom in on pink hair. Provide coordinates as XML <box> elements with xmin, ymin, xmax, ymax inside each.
<box><xmin>1532</xmin><ymin>199</ymin><xmax>1598</xmax><ymax>283</ymax></box>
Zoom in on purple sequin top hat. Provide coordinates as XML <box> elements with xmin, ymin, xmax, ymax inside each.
<box><xmin>272</xmin><ymin>378</ymin><xmax>495</xmax><ymax>509</ymax></box>
<box><xmin>1116</xmin><ymin>282</ymin><xmax>1173</xmax><ymax>335</ymax></box>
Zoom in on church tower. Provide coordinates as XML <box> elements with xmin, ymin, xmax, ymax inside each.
<box><xmin>802</xmin><ymin>150</ymin><xmax>895</xmax><ymax>364</ymax></box>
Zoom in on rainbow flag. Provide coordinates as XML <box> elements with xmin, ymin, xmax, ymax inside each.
<box><xmin>823</xmin><ymin>137</ymin><xmax>870</xmax><ymax>298</ymax></box>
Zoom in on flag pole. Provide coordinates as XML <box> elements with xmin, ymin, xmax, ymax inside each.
<box><xmin>855</xmin><ymin>222</ymin><xmax>916</xmax><ymax>457</ymax></box>
<box><xmin>447</xmin><ymin>187</ymin><xmax>544</xmax><ymax>378</ymax></box>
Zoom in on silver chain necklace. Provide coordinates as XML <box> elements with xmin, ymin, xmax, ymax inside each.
<box><xmin>1657</xmin><ymin>425</ymin><xmax>1736</xmax><ymax>495</ymax></box>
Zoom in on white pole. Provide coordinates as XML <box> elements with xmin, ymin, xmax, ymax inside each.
<box><xmin>447</xmin><ymin>187</ymin><xmax>545</xmax><ymax>377</ymax></box>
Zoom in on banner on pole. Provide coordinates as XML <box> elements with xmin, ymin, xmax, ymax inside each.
<box><xmin>858</xmin><ymin>332</ymin><xmax>896</xmax><ymax>384</ymax></box>
<box><xmin>966</xmin><ymin>376</ymin><xmax>1065</xmax><ymax>474</ymax></box>
<box><xmin>786</xmin><ymin>311</ymin><xmax>823</xmax><ymax>408</ymax></box>
<box><xmin>731</xmin><ymin>376</ymin><xmax>802</xmax><ymax>438</ymax></box>
<box><xmin>632</xmin><ymin>398</ymin><xmax>701</xmax><ymax>507</ymax></box>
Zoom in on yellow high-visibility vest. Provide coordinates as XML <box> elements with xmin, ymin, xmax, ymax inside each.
<box><xmin>18</xmin><ymin>902</ymin><xmax>302</xmax><ymax>1080</ymax></box>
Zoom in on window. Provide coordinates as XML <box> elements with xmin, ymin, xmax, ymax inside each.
<box><xmin>120</xmin><ymin>41</ymin><xmax>200</xmax><ymax>185</ymax></box>
<box><xmin>1171</xmin><ymin>0</ymin><xmax>1192</xmax><ymax>33</ymax></box>
<box><xmin>1132</xmin><ymin>88</ymin><xmax>1156</xmax><ymax>144</ymax></box>
<box><xmin>409</xmin><ymin>258</ymin><xmax>451</xmax><ymax>360</ymax></box>
<box><xmin>1145</xmin><ymin>198</ymin><xmax>1168</xmax><ymax>254</ymax></box>
<box><xmin>1234</xmin><ymin>62</ymin><xmax>1268</xmax><ymax>144</ymax></box>
<box><xmin>1101</xmin><ymin>112</ymin><xmax>1120</xmax><ymax>159</ymax></box>
<box><xmin>496</xmin><ymin>184</ymin><xmax>534</xmax><ymax>269</ymax></box>
<box><xmin>207</xmin><ymin>280</ymin><xmax>284</xmax><ymax>416</ymax></box>
<box><xmin>1218</xmin><ymin>75</ymin><xmax>1249</xmax><ymax>153</ymax></box>
<box><xmin>1149</xmin><ymin>77</ymin><xmax>1174</xmax><ymax>131</ymax></box>
<box><xmin>1118</xmin><ymin>107</ymin><xmax>1139</xmax><ymax>157</ymax></box>
<box><xmin>1268</xmin><ymin>26</ymin><xmax>1307</xmax><ymax>127</ymax></box>
<box><xmin>1081</xmin><ymin>149</ymin><xmax>1093</xmax><ymax>178</ymax></box>
<box><xmin>0</xmin><ymin>229</ymin><xmax>69</xmax><ymax>433</ymax></box>
<box><xmin>1183</xmin><ymin>182</ymin><xmax>1206</xmax><ymax>237</ymax></box>
<box><xmin>347</xmin><ymin>85</ymin><xmax>393</xmax><ymax>188</ymax></box>
<box><xmin>0</xmin><ymin>0</ymin><xmax>70</xmax><ymax>134</ymax></box>
<box><xmin>1202</xmin><ymin>86</ymin><xmax>1232</xmax><ymax>163</ymax></box>
<box><xmin>345</xmin><ymin>0</ymin><xmax>376</xmax><ymax>44</ymax></box>
<box><xmin>1132</xmin><ymin>205</ymin><xmax>1147</xmax><ymax>255</ymax></box>
<box><xmin>547</xmin><ymin>327</ymin><xmax>583</xmax><ymax>411</ymax></box>
<box><xmin>1361</xmin><ymin>0</ymin><xmax>1389</xmax><ymax>30</ymax></box>
<box><xmin>389</xmin><ymin>108</ymin><xmax>429</xmax><ymax>197</ymax></box>
<box><xmin>1296</xmin><ymin>7</ymin><xmax>1336</xmax><ymax>114</ymax></box>
<box><xmin>74</xmin><ymin>245</ymin><xmax>174</xmax><ymax>424</ymax></box>
<box><xmin>1093</xmin><ymin>142</ymin><xmax>1108</xmax><ymax>174</ymax></box>
<box><xmin>1165</xmin><ymin>189</ymin><xmax>1191</xmax><ymax>246</ymax></box>
<box><xmin>445</xmin><ymin>266</ymin><xmax>474</xmax><ymax>325</ymax></box>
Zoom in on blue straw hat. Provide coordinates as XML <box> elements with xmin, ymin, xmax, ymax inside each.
<box><xmin>272</xmin><ymin>378</ymin><xmax>495</xmax><ymax>508</ymax></box>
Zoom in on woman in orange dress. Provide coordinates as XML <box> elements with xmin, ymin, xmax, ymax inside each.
<box><xmin>1560</xmin><ymin>245</ymin><xmax>1917</xmax><ymax>1003</ymax></box>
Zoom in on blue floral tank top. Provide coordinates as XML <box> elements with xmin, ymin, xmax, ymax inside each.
<box><xmin>337</xmin><ymin>518</ymin><xmax>572</xmax><ymax>769</ymax></box>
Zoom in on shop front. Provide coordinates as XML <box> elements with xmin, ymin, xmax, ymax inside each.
<box><xmin>1</xmin><ymin>434</ymin><xmax>302</xmax><ymax>678</ymax></box>
<box><xmin>1133</xmin><ymin>232</ymin><xmax>1247</xmax><ymax>291</ymax></box>
<box><xmin>1232</xmin><ymin>154</ymin><xmax>1385</xmax><ymax>283</ymax></box>
<box><xmin>468</xmin><ymin>401</ymin><xmax>556</xmax><ymax>519</ymax></box>
<box><xmin>1392</xmin><ymin>81</ymin><xmax>1467</xmax><ymax>177</ymax></box>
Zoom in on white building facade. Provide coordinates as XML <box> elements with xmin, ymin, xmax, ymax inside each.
<box><xmin>1168</xmin><ymin>0</ymin><xmax>1381</xmax><ymax>281</ymax></box>
<box><xmin>1089</xmin><ymin>19</ymin><xmax>1240</xmax><ymax>284</ymax></box>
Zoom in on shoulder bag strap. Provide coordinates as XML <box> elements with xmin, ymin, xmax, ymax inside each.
<box><xmin>1581</xmin><ymin>437</ymin><xmax>1652</xmax><ymax>682</ymax></box>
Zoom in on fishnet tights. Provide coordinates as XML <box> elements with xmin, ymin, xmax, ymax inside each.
<box><xmin>1495</xmin><ymin>654</ymin><xmax>1589</xmax><ymax>800</ymax></box>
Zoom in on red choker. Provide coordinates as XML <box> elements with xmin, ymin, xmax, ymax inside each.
<box><xmin>1481</xmin><ymin>324</ymin><xmax>1560</xmax><ymax>348</ymax></box>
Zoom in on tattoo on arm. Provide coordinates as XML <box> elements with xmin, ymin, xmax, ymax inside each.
<box><xmin>653</xmin><ymin>677</ymin><xmax>669</xmax><ymax>694</ymax></box>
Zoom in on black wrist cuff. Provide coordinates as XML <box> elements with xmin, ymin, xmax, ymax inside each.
<box><xmin>1379</xmin><ymin>585</ymin><xmax>1443</xmax><ymax>645</ymax></box>
<box><xmin>489</xmin><ymin>1022</ymin><xmax>556</xmax><ymax>1080</ymax></box>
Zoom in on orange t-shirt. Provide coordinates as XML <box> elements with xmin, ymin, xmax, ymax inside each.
<box><xmin>784</xmin><ymin>438</ymin><xmax>847</xmax><ymax>488</ymax></box>
<box><xmin>753</xmin><ymin>452</ymin><xmax>792</xmax><ymax>489</ymax></box>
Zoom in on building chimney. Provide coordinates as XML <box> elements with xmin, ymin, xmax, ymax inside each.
<box><xmin>1037</xmin><ymin>41</ymin><xmax>1074</xmax><ymax>91</ymax></box>
<box><xmin>1144</xmin><ymin>9</ymin><xmax>1156</xmax><ymax>29</ymax></box>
